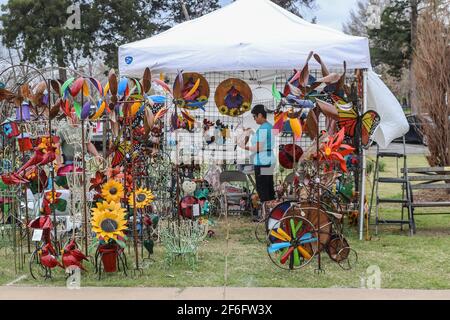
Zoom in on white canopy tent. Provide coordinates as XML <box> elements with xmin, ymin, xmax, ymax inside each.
<box><xmin>119</xmin><ymin>0</ymin><xmax>408</xmax><ymax>147</ymax></box>
<box><xmin>119</xmin><ymin>0</ymin><xmax>371</xmax><ymax>74</ymax></box>
<box><xmin>119</xmin><ymin>0</ymin><xmax>409</xmax><ymax>239</ymax></box>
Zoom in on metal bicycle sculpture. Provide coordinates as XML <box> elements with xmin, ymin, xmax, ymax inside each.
<box><xmin>262</xmin><ymin>152</ymin><xmax>359</xmax><ymax>271</ymax></box>
<box><xmin>260</xmin><ymin>52</ymin><xmax>367</xmax><ymax>271</ymax></box>
<box><xmin>256</xmin><ymin>175</ymin><xmax>356</xmax><ymax>269</ymax></box>
<box><xmin>265</xmin><ymin>200</ymin><xmax>357</xmax><ymax>271</ymax></box>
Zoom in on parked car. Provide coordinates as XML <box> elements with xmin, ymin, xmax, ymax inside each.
<box><xmin>393</xmin><ymin>114</ymin><xmax>427</xmax><ymax>145</ymax></box>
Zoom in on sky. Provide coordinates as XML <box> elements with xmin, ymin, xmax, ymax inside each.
<box><xmin>219</xmin><ymin>0</ymin><xmax>361</xmax><ymax>31</ymax></box>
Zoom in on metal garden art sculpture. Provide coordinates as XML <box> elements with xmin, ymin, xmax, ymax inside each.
<box><xmin>264</xmin><ymin>53</ymin><xmax>380</xmax><ymax>271</ymax></box>
<box><xmin>91</xmin><ymin>199</ymin><xmax>128</xmax><ymax>275</ymax></box>
<box><xmin>99</xmin><ymin>67</ymin><xmax>166</xmax><ymax>273</ymax></box>
<box><xmin>173</xmin><ymin>71</ymin><xmax>210</xmax><ymax>111</ymax></box>
<box><xmin>215</xmin><ymin>78</ymin><xmax>252</xmax><ymax>116</ymax></box>
<box><xmin>0</xmin><ymin>66</ymin><xmax>69</xmax><ymax>277</ymax></box>
<box><xmin>0</xmin><ymin>63</ymin><xmax>172</xmax><ymax>280</ymax></box>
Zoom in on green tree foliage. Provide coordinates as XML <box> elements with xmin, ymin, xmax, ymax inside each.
<box><xmin>0</xmin><ymin>0</ymin><xmax>95</xmax><ymax>80</ymax></box>
<box><xmin>368</xmin><ymin>0</ymin><xmax>412</xmax><ymax>78</ymax></box>
<box><xmin>0</xmin><ymin>0</ymin><xmax>221</xmax><ymax>76</ymax></box>
<box><xmin>165</xmin><ymin>0</ymin><xmax>220</xmax><ymax>23</ymax></box>
<box><xmin>90</xmin><ymin>0</ymin><xmax>166</xmax><ymax>71</ymax></box>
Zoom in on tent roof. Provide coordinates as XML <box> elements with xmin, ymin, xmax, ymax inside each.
<box><xmin>119</xmin><ymin>0</ymin><xmax>372</xmax><ymax>76</ymax></box>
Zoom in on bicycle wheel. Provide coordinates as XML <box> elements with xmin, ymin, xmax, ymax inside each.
<box><xmin>327</xmin><ymin>235</ymin><xmax>358</xmax><ymax>270</ymax></box>
<box><xmin>267</xmin><ymin>215</ymin><xmax>317</xmax><ymax>270</ymax></box>
<box><xmin>254</xmin><ymin>218</ymin><xmax>266</xmax><ymax>243</ymax></box>
<box><xmin>265</xmin><ymin>201</ymin><xmax>296</xmax><ymax>234</ymax></box>
<box><xmin>29</xmin><ymin>248</ymin><xmax>47</xmax><ymax>280</ymax></box>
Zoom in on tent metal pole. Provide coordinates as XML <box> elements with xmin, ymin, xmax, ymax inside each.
<box><xmin>359</xmin><ymin>69</ymin><xmax>368</xmax><ymax>240</ymax></box>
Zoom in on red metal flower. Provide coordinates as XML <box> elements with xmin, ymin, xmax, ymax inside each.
<box><xmin>318</xmin><ymin>128</ymin><xmax>355</xmax><ymax>172</ymax></box>
<box><xmin>90</xmin><ymin>171</ymin><xmax>106</xmax><ymax>192</ymax></box>
<box><xmin>106</xmin><ymin>166</ymin><xmax>124</xmax><ymax>181</ymax></box>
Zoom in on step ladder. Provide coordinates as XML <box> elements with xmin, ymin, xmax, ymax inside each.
<box><xmin>368</xmin><ymin>136</ymin><xmax>415</xmax><ymax>236</ymax></box>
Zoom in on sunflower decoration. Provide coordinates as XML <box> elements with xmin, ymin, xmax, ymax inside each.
<box><xmin>229</xmin><ymin>108</ymin><xmax>239</xmax><ymax>117</ymax></box>
<box><xmin>128</xmin><ymin>188</ymin><xmax>155</xmax><ymax>209</ymax></box>
<box><xmin>101</xmin><ymin>179</ymin><xmax>124</xmax><ymax>203</ymax></box>
<box><xmin>218</xmin><ymin>105</ymin><xmax>229</xmax><ymax>115</ymax></box>
<box><xmin>215</xmin><ymin>78</ymin><xmax>253</xmax><ymax>117</ymax></box>
<box><xmin>91</xmin><ymin>201</ymin><xmax>127</xmax><ymax>243</ymax></box>
<box><xmin>241</xmin><ymin>102</ymin><xmax>251</xmax><ymax>112</ymax></box>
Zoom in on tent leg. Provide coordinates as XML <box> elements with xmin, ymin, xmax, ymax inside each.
<box><xmin>359</xmin><ymin>69</ymin><xmax>368</xmax><ymax>241</ymax></box>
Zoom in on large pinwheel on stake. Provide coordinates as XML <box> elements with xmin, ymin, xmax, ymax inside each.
<box><xmin>271</xmin><ymin>52</ymin><xmax>320</xmax><ymax>109</ymax></box>
<box><xmin>267</xmin><ymin>216</ymin><xmax>317</xmax><ymax>270</ymax></box>
<box><xmin>59</xmin><ymin>76</ymin><xmax>107</xmax><ymax>121</ymax></box>
<box><xmin>312</xmin><ymin>54</ymin><xmax>347</xmax><ymax>96</ymax></box>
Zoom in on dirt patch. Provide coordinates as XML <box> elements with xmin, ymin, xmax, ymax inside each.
<box><xmin>414</xmin><ymin>189</ymin><xmax>450</xmax><ymax>202</ymax></box>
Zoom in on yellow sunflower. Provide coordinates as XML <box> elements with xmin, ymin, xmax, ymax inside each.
<box><xmin>101</xmin><ymin>179</ymin><xmax>124</xmax><ymax>203</ymax></box>
<box><xmin>219</xmin><ymin>105</ymin><xmax>229</xmax><ymax>115</ymax></box>
<box><xmin>91</xmin><ymin>201</ymin><xmax>127</xmax><ymax>242</ymax></box>
<box><xmin>128</xmin><ymin>188</ymin><xmax>155</xmax><ymax>209</ymax></box>
<box><xmin>229</xmin><ymin>108</ymin><xmax>239</xmax><ymax>117</ymax></box>
<box><xmin>241</xmin><ymin>102</ymin><xmax>251</xmax><ymax>112</ymax></box>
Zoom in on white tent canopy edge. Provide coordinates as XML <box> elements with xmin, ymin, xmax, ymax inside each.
<box><xmin>119</xmin><ymin>0</ymin><xmax>371</xmax><ymax>74</ymax></box>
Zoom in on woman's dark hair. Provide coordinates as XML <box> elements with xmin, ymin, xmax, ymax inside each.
<box><xmin>251</xmin><ymin>104</ymin><xmax>267</xmax><ymax>118</ymax></box>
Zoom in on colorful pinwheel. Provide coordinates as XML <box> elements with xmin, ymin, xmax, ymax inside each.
<box><xmin>59</xmin><ymin>76</ymin><xmax>106</xmax><ymax>120</ymax></box>
<box><xmin>267</xmin><ymin>216</ymin><xmax>317</xmax><ymax>270</ymax></box>
<box><xmin>274</xmin><ymin>109</ymin><xmax>303</xmax><ymax>140</ymax></box>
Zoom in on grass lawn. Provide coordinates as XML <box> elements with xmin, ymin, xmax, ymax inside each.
<box><xmin>1</xmin><ymin>154</ymin><xmax>449</xmax><ymax>289</ymax></box>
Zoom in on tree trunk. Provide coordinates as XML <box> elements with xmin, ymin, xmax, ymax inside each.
<box><xmin>55</xmin><ymin>37</ymin><xmax>67</xmax><ymax>81</ymax></box>
<box><xmin>409</xmin><ymin>0</ymin><xmax>419</xmax><ymax>114</ymax></box>
<box><xmin>180</xmin><ymin>0</ymin><xmax>190</xmax><ymax>20</ymax></box>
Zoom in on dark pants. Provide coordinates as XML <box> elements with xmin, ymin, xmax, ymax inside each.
<box><xmin>254</xmin><ymin>165</ymin><xmax>275</xmax><ymax>203</ymax></box>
